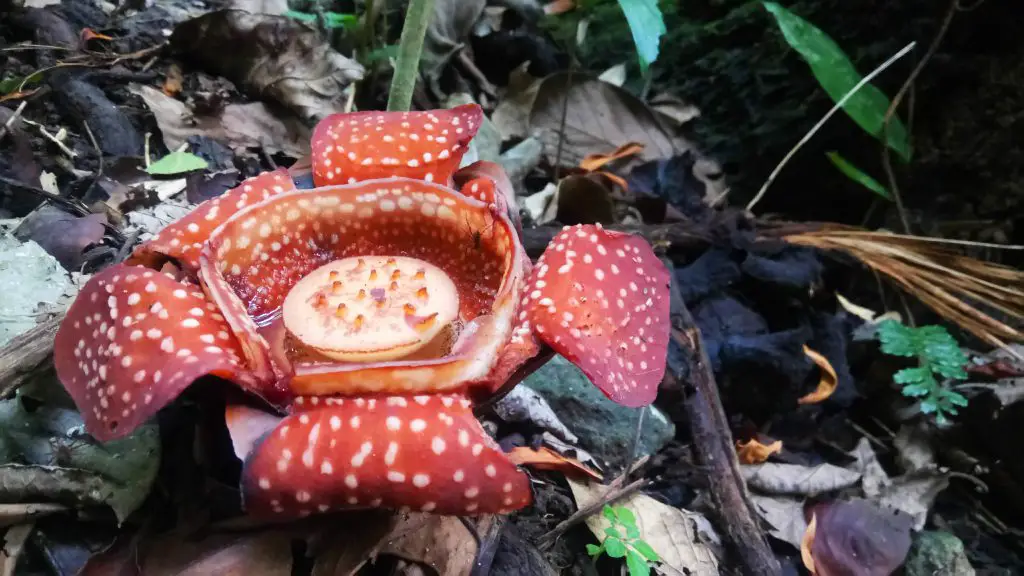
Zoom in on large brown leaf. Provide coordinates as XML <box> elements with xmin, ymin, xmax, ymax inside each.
<box><xmin>528</xmin><ymin>73</ymin><xmax>697</xmax><ymax>169</ymax></box>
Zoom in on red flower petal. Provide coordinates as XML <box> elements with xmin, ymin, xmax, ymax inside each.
<box><xmin>129</xmin><ymin>169</ymin><xmax>296</xmax><ymax>273</ymax></box>
<box><xmin>311</xmin><ymin>104</ymin><xmax>482</xmax><ymax>188</ymax></box>
<box><xmin>240</xmin><ymin>393</ymin><xmax>532</xmax><ymax>517</ymax></box>
<box><xmin>198</xmin><ymin>179</ymin><xmax>528</xmax><ymax>397</ymax></box>
<box><xmin>453</xmin><ymin>160</ymin><xmax>522</xmax><ymax>235</ymax></box>
<box><xmin>523</xmin><ymin>224</ymin><xmax>670</xmax><ymax>407</ymax></box>
<box><xmin>53</xmin><ymin>263</ymin><xmax>269</xmax><ymax>441</ymax></box>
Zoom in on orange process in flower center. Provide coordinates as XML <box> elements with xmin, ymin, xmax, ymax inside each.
<box><xmin>281</xmin><ymin>255</ymin><xmax>460</xmax><ymax>363</ymax></box>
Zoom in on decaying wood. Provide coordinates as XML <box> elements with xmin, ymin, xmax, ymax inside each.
<box><xmin>663</xmin><ymin>259</ymin><xmax>782</xmax><ymax>576</ymax></box>
<box><xmin>0</xmin><ymin>316</ymin><xmax>62</xmax><ymax>399</ymax></box>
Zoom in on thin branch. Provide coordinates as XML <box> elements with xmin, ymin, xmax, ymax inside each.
<box><xmin>880</xmin><ymin>0</ymin><xmax>959</xmax><ymax>234</ymax></box>
<box><xmin>747</xmin><ymin>41</ymin><xmax>916</xmax><ymax>212</ymax></box>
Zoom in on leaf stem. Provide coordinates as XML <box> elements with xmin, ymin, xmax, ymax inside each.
<box><xmin>386</xmin><ymin>0</ymin><xmax>435</xmax><ymax>111</ymax></box>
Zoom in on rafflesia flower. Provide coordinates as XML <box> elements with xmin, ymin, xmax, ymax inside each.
<box><xmin>53</xmin><ymin>104</ymin><xmax>670</xmax><ymax>518</ymax></box>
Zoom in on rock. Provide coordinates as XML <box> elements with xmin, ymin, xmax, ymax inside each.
<box><xmin>521</xmin><ymin>354</ymin><xmax>674</xmax><ymax>470</ymax></box>
<box><xmin>904</xmin><ymin>531</ymin><xmax>975</xmax><ymax>576</ymax></box>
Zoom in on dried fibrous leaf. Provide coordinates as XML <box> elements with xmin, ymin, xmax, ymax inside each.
<box><xmin>169</xmin><ymin>10</ymin><xmax>364</xmax><ymax>122</ymax></box>
<box><xmin>378</xmin><ymin>514</ymin><xmax>493</xmax><ymax>576</ymax></box>
<box><xmin>741</xmin><ymin>462</ymin><xmax>861</xmax><ymax>496</ymax></box>
<box><xmin>568</xmin><ymin>479</ymin><xmax>721</xmax><ymax>575</ymax></box>
<box><xmin>129</xmin><ymin>84</ymin><xmax>311</xmax><ymax>158</ymax></box>
<box><xmin>13</xmin><ymin>205</ymin><xmax>107</xmax><ymax>271</ymax></box>
<box><xmin>529</xmin><ymin>73</ymin><xmax>696</xmax><ymax>169</ymax></box>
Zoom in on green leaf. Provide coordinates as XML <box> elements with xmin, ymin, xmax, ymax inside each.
<box><xmin>626</xmin><ymin>549</ymin><xmax>651</xmax><ymax>576</ymax></box>
<box><xmin>145</xmin><ymin>151</ymin><xmax>209</xmax><ymax>176</ymax></box>
<box><xmin>614</xmin><ymin>505</ymin><xmax>637</xmax><ymax>527</ymax></box>
<box><xmin>625</xmin><ymin>523</ymin><xmax>641</xmax><ymax>539</ymax></box>
<box><xmin>284</xmin><ymin>10</ymin><xmax>357</xmax><ymax>30</ymax></box>
<box><xmin>605</xmin><ymin>526</ymin><xmax>624</xmax><ymax>540</ymax></box>
<box><xmin>876</xmin><ymin>320</ymin><xmax>917</xmax><ymax>356</ymax></box>
<box><xmin>603</xmin><ymin>505</ymin><xmax>618</xmax><ymax>523</ymax></box>
<box><xmin>894</xmin><ymin>366</ymin><xmax>930</xmax><ymax>385</ymax></box>
<box><xmin>586</xmin><ymin>543</ymin><xmax>603</xmax><ymax>557</ymax></box>
<box><xmin>616</xmin><ymin>0</ymin><xmax>667</xmax><ymax>73</ymax></box>
<box><xmin>605</xmin><ymin>537</ymin><xmax>628</xmax><ymax>559</ymax></box>
<box><xmin>633</xmin><ymin>540</ymin><xmax>660</xmax><ymax>562</ymax></box>
<box><xmin>825</xmin><ymin>152</ymin><xmax>891</xmax><ymax>200</ymax></box>
<box><xmin>763</xmin><ymin>2</ymin><xmax>911</xmax><ymax>161</ymax></box>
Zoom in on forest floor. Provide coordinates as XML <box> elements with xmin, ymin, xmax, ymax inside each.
<box><xmin>1</xmin><ymin>1</ymin><xmax>1023</xmax><ymax>575</ymax></box>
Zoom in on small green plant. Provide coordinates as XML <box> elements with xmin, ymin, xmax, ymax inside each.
<box><xmin>586</xmin><ymin>505</ymin><xmax>660</xmax><ymax>576</ymax></box>
<box><xmin>876</xmin><ymin>319</ymin><xmax>969</xmax><ymax>425</ymax></box>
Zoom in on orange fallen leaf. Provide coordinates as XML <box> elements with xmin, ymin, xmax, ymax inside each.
<box><xmin>544</xmin><ymin>0</ymin><xmax>577</xmax><ymax>15</ymax></box>
<box><xmin>736</xmin><ymin>438</ymin><xmax>783</xmax><ymax>464</ymax></box>
<box><xmin>0</xmin><ymin>89</ymin><xmax>38</xmax><ymax>103</ymax></box>
<box><xmin>580</xmin><ymin>142</ymin><xmax>645</xmax><ymax>172</ymax></box>
<box><xmin>801</xmin><ymin>511</ymin><xmax>818</xmax><ymax>574</ymax></box>
<box><xmin>163</xmin><ymin>63</ymin><xmax>184</xmax><ymax>97</ymax></box>
<box><xmin>798</xmin><ymin>345</ymin><xmax>837</xmax><ymax>404</ymax></box>
<box><xmin>80</xmin><ymin>28</ymin><xmax>114</xmax><ymax>43</ymax></box>
<box><xmin>507</xmin><ymin>446</ymin><xmax>603</xmax><ymax>481</ymax></box>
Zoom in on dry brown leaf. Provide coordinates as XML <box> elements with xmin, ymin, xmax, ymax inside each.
<box><xmin>12</xmin><ymin>205</ymin><xmax>107</xmax><ymax>271</ymax></box>
<box><xmin>568</xmin><ymin>478</ymin><xmax>721</xmax><ymax>575</ymax></box>
<box><xmin>849</xmin><ymin>438</ymin><xmax>949</xmax><ymax>530</ymax></box>
<box><xmin>741</xmin><ymin>463</ymin><xmax>861</xmax><ymax>496</ymax></box>
<box><xmin>422</xmin><ymin>0</ymin><xmax>487</xmax><ymax>84</ymax></box>
<box><xmin>130</xmin><ymin>84</ymin><xmax>310</xmax><ymax>157</ymax></box>
<box><xmin>1</xmin><ymin>523</ymin><xmax>33</xmax><ymax>576</ymax></box>
<box><xmin>749</xmin><ymin>494</ymin><xmax>806</xmax><ymax>548</ymax></box>
<box><xmin>378</xmin><ymin>514</ymin><xmax>492</xmax><ymax>576</ymax></box>
<box><xmin>736</xmin><ymin>438</ymin><xmax>782</xmax><ymax>464</ymax></box>
<box><xmin>800</xmin><ymin>512</ymin><xmax>817</xmax><ymax>574</ymax></box>
<box><xmin>529</xmin><ymin>73</ymin><xmax>696</xmax><ymax>170</ymax></box>
<box><xmin>162</xmin><ymin>63</ymin><xmax>183</xmax><ymax>96</ymax></box>
<box><xmin>169</xmin><ymin>11</ymin><xmax>363</xmax><ymax>122</ymax></box>
<box><xmin>81</xmin><ymin>530</ymin><xmax>294</xmax><ymax>575</ymax></box>
<box><xmin>580</xmin><ymin>142</ymin><xmax>645</xmax><ymax>172</ymax></box>
<box><xmin>310</xmin><ymin>511</ymin><xmax>399</xmax><ymax>576</ymax></box>
<box><xmin>491</xmin><ymin>64</ymin><xmax>544</xmax><ymax>141</ymax></box>
<box><xmin>507</xmin><ymin>446</ymin><xmax>603</xmax><ymax>481</ymax></box>
<box><xmin>798</xmin><ymin>345</ymin><xmax>837</xmax><ymax>404</ymax></box>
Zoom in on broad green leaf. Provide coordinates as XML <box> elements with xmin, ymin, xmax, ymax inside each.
<box><xmin>633</xmin><ymin>540</ymin><xmax>660</xmax><ymax>562</ymax></box>
<box><xmin>145</xmin><ymin>151</ymin><xmax>209</xmax><ymax>176</ymax></box>
<box><xmin>605</xmin><ymin>526</ymin><xmax>624</xmax><ymax>539</ymax></box>
<box><xmin>586</xmin><ymin>543</ymin><xmax>603</xmax><ymax>557</ymax></box>
<box><xmin>603</xmin><ymin>505</ymin><xmax>618</xmax><ymax>523</ymax></box>
<box><xmin>876</xmin><ymin>320</ymin><xmax>917</xmax><ymax>357</ymax></box>
<box><xmin>763</xmin><ymin>2</ymin><xmax>911</xmax><ymax>161</ymax></box>
<box><xmin>615</xmin><ymin>505</ymin><xmax>637</xmax><ymax>527</ymax></box>
<box><xmin>625</xmin><ymin>523</ymin><xmax>641</xmax><ymax>539</ymax></box>
<box><xmin>826</xmin><ymin>152</ymin><xmax>891</xmax><ymax>200</ymax></box>
<box><xmin>605</xmin><ymin>537</ymin><xmax>628</xmax><ymax>558</ymax></box>
<box><xmin>616</xmin><ymin>0</ymin><xmax>666</xmax><ymax>73</ymax></box>
<box><xmin>626</xmin><ymin>549</ymin><xmax>652</xmax><ymax>576</ymax></box>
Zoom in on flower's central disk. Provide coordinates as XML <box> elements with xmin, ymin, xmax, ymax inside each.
<box><xmin>282</xmin><ymin>256</ymin><xmax>459</xmax><ymax>362</ymax></box>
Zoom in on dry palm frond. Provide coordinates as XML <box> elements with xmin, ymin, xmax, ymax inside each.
<box><xmin>776</xmin><ymin>224</ymin><xmax>1024</xmax><ymax>352</ymax></box>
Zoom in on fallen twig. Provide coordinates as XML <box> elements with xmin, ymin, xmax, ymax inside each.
<box><xmin>0</xmin><ymin>100</ymin><xmax>27</xmax><ymax>143</ymax></box>
<box><xmin>0</xmin><ymin>316</ymin><xmax>62</xmax><ymax>399</ymax></box>
<box><xmin>663</xmin><ymin>258</ymin><xmax>781</xmax><ymax>576</ymax></box>
<box><xmin>537</xmin><ymin>478</ymin><xmax>649</xmax><ymax>548</ymax></box>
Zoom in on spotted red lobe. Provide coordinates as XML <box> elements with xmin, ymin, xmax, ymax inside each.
<box><xmin>238</xmin><ymin>393</ymin><xmax>532</xmax><ymax>518</ymax></box>
<box><xmin>454</xmin><ymin>160</ymin><xmax>522</xmax><ymax>235</ymax></box>
<box><xmin>129</xmin><ymin>169</ymin><xmax>296</xmax><ymax>273</ymax></box>
<box><xmin>310</xmin><ymin>104</ymin><xmax>482</xmax><ymax>187</ymax></box>
<box><xmin>53</xmin><ymin>263</ymin><xmax>271</xmax><ymax>441</ymax></box>
<box><xmin>523</xmin><ymin>224</ymin><xmax>670</xmax><ymax>407</ymax></box>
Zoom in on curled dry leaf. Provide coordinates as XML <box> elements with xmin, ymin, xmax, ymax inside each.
<box><xmin>736</xmin><ymin>438</ymin><xmax>783</xmax><ymax>464</ymax></box>
<box><xmin>849</xmin><ymin>438</ymin><xmax>949</xmax><ymax>530</ymax></box>
<box><xmin>741</xmin><ymin>462</ymin><xmax>861</xmax><ymax>496</ymax></box>
<box><xmin>379</xmin><ymin>513</ymin><xmax>494</xmax><ymax>576</ymax></box>
<box><xmin>129</xmin><ymin>84</ymin><xmax>311</xmax><ymax>158</ymax></box>
<box><xmin>506</xmin><ymin>446</ymin><xmax>602</xmax><ymax>481</ymax></box>
<box><xmin>529</xmin><ymin>73</ymin><xmax>698</xmax><ymax>170</ymax></box>
<box><xmin>798</xmin><ymin>345</ymin><xmax>837</xmax><ymax>404</ymax></box>
<box><xmin>568</xmin><ymin>478</ymin><xmax>721</xmax><ymax>575</ymax></box>
<box><xmin>169</xmin><ymin>10</ymin><xmax>364</xmax><ymax>122</ymax></box>
<box><xmin>580</xmin><ymin>142</ymin><xmax>645</xmax><ymax>172</ymax></box>
<box><xmin>749</xmin><ymin>494</ymin><xmax>807</xmax><ymax>548</ymax></box>
<box><xmin>13</xmin><ymin>205</ymin><xmax>107</xmax><ymax>272</ymax></box>
<box><xmin>803</xmin><ymin>499</ymin><xmax>913</xmax><ymax>576</ymax></box>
